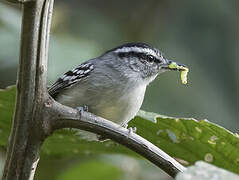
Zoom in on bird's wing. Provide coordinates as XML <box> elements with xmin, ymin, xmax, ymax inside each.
<box><xmin>48</xmin><ymin>62</ymin><xmax>94</xmax><ymax>98</ymax></box>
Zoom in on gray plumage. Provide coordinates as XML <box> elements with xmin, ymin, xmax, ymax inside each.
<box><xmin>49</xmin><ymin>43</ymin><xmax>178</xmax><ymax>139</ymax></box>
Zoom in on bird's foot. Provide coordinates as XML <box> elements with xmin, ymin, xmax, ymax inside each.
<box><xmin>76</xmin><ymin>105</ymin><xmax>88</xmax><ymax>112</ymax></box>
<box><xmin>128</xmin><ymin>127</ymin><xmax>137</xmax><ymax>134</ymax></box>
<box><xmin>76</xmin><ymin>105</ymin><xmax>89</xmax><ymax>115</ymax></box>
<box><xmin>76</xmin><ymin>105</ymin><xmax>89</xmax><ymax>123</ymax></box>
<box><xmin>122</xmin><ymin>123</ymin><xmax>137</xmax><ymax>135</ymax></box>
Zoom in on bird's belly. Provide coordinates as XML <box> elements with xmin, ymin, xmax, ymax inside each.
<box><xmin>91</xmin><ymin>86</ymin><xmax>146</xmax><ymax>125</ymax></box>
<box><xmin>57</xmin><ymin>84</ymin><xmax>146</xmax><ymax>126</ymax></box>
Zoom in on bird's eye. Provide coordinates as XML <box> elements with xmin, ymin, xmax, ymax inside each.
<box><xmin>147</xmin><ymin>55</ymin><xmax>155</xmax><ymax>63</ymax></box>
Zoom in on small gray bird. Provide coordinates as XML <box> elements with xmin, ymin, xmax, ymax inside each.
<box><xmin>49</xmin><ymin>43</ymin><xmax>184</xmax><ymax>139</ymax></box>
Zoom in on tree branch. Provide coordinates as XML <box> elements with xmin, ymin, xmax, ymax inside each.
<box><xmin>2</xmin><ymin>0</ymin><xmax>54</xmax><ymax>179</ymax></box>
<box><xmin>43</xmin><ymin>98</ymin><xmax>186</xmax><ymax>177</ymax></box>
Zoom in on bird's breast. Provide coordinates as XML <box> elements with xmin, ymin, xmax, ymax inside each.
<box><xmin>93</xmin><ymin>84</ymin><xmax>147</xmax><ymax>125</ymax></box>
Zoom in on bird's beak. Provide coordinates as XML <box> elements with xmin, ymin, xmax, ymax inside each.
<box><xmin>161</xmin><ymin>59</ymin><xmax>187</xmax><ymax>71</ymax></box>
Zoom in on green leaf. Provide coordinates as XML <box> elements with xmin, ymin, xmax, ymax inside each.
<box><xmin>132</xmin><ymin>111</ymin><xmax>239</xmax><ymax>174</ymax></box>
<box><xmin>0</xmin><ymin>85</ymin><xmax>15</xmax><ymax>147</ymax></box>
<box><xmin>0</xmin><ymin>86</ymin><xmax>239</xmax><ymax>175</ymax></box>
<box><xmin>56</xmin><ymin>160</ymin><xmax>123</xmax><ymax>180</ymax></box>
<box><xmin>176</xmin><ymin>161</ymin><xmax>239</xmax><ymax>180</ymax></box>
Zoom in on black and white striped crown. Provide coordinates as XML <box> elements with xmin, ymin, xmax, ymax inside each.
<box><xmin>107</xmin><ymin>43</ymin><xmax>164</xmax><ymax>62</ymax></box>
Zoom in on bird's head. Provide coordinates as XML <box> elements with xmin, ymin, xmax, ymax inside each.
<box><xmin>102</xmin><ymin>42</ymin><xmax>186</xmax><ymax>83</ymax></box>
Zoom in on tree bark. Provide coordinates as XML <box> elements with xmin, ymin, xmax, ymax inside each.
<box><xmin>2</xmin><ymin>0</ymin><xmax>54</xmax><ymax>179</ymax></box>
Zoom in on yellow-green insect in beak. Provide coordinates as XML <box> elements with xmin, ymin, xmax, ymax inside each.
<box><xmin>166</xmin><ymin>61</ymin><xmax>189</xmax><ymax>85</ymax></box>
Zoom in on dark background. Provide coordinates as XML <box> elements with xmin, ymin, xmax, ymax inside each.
<box><xmin>0</xmin><ymin>0</ymin><xmax>238</xmax><ymax>179</ymax></box>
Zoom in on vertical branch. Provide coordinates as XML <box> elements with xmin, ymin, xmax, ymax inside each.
<box><xmin>2</xmin><ymin>0</ymin><xmax>54</xmax><ymax>179</ymax></box>
<box><xmin>3</xmin><ymin>2</ymin><xmax>43</xmax><ymax>179</ymax></box>
<box><xmin>36</xmin><ymin>0</ymin><xmax>54</xmax><ymax>94</ymax></box>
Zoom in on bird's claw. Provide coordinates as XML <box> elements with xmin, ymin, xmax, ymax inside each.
<box><xmin>122</xmin><ymin>124</ymin><xmax>137</xmax><ymax>135</ymax></box>
<box><xmin>76</xmin><ymin>105</ymin><xmax>88</xmax><ymax>120</ymax></box>
<box><xmin>76</xmin><ymin>105</ymin><xmax>89</xmax><ymax>113</ymax></box>
<box><xmin>83</xmin><ymin>105</ymin><xmax>88</xmax><ymax>112</ymax></box>
<box><xmin>128</xmin><ymin>127</ymin><xmax>137</xmax><ymax>134</ymax></box>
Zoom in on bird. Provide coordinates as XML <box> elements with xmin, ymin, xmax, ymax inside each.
<box><xmin>48</xmin><ymin>42</ymin><xmax>185</xmax><ymax>140</ymax></box>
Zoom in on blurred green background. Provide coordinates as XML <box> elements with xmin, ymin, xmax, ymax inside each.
<box><xmin>0</xmin><ymin>0</ymin><xmax>238</xmax><ymax>179</ymax></box>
